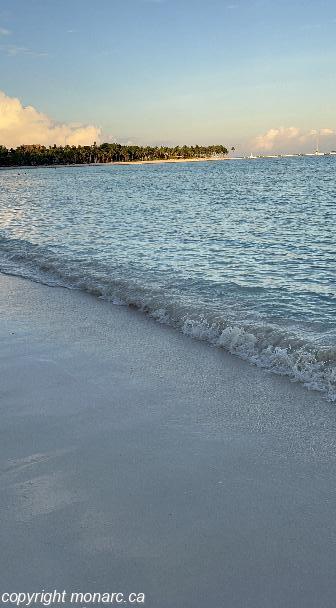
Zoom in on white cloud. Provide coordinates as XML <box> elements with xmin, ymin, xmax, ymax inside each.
<box><xmin>0</xmin><ymin>43</ymin><xmax>47</xmax><ymax>57</ymax></box>
<box><xmin>254</xmin><ymin>127</ymin><xmax>300</xmax><ymax>151</ymax></box>
<box><xmin>320</xmin><ymin>128</ymin><xmax>334</xmax><ymax>135</ymax></box>
<box><xmin>0</xmin><ymin>90</ymin><xmax>101</xmax><ymax>148</ymax></box>
<box><xmin>0</xmin><ymin>26</ymin><xmax>10</xmax><ymax>35</ymax></box>
<box><xmin>252</xmin><ymin>126</ymin><xmax>336</xmax><ymax>153</ymax></box>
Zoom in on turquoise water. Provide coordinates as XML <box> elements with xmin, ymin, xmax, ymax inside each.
<box><xmin>0</xmin><ymin>157</ymin><xmax>335</xmax><ymax>399</ymax></box>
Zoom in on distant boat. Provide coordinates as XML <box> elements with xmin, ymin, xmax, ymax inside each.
<box><xmin>248</xmin><ymin>153</ymin><xmax>257</xmax><ymax>159</ymax></box>
<box><xmin>313</xmin><ymin>131</ymin><xmax>324</xmax><ymax>156</ymax></box>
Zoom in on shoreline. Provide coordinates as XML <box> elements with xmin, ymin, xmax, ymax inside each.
<box><xmin>1</xmin><ymin>155</ymin><xmax>335</xmax><ymax>172</ymax></box>
<box><xmin>1</xmin><ymin>155</ymin><xmax>335</xmax><ymax>171</ymax></box>
<box><xmin>1</xmin><ymin>272</ymin><xmax>336</xmax><ymax>607</ymax></box>
<box><xmin>0</xmin><ymin>156</ymin><xmax>229</xmax><ymax>171</ymax></box>
<box><xmin>112</xmin><ymin>156</ymin><xmax>228</xmax><ymax>166</ymax></box>
<box><xmin>0</xmin><ymin>264</ymin><xmax>332</xmax><ymax>402</ymax></box>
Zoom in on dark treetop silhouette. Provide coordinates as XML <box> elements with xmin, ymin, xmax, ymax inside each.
<box><xmin>0</xmin><ymin>143</ymin><xmax>228</xmax><ymax>167</ymax></box>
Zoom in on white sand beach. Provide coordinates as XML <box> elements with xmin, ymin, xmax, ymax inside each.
<box><xmin>1</xmin><ymin>272</ymin><xmax>336</xmax><ymax>607</ymax></box>
<box><xmin>112</xmin><ymin>157</ymin><xmax>229</xmax><ymax>166</ymax></box>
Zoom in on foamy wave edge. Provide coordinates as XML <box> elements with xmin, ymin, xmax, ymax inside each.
<box><xmin>1</xmin><ymin>238</ymin><xmax>335</xmax><ymax>402</ymax></box>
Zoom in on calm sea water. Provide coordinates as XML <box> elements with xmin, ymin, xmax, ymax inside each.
<box><xmin>0</xmin><ymin>157</ymin><xmax>335</xmax><ymax>399</ymax></box>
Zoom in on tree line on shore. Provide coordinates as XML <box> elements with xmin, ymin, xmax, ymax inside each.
<box><xmin>0</xmin><ymin>143</ymin><xmax>228</xmax><ymax>166</ymax></box>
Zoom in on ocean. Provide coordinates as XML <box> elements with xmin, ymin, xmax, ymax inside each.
<box><xmin>0</xmin><ymin>157</ymin><xmax>335</xmax><ymax>400</ymax></box>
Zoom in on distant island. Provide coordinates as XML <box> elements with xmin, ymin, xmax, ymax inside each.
<box><xmin>0</xmin><ymin>143</ymin><xmax>228</xmax><ymax>167</ymax></box>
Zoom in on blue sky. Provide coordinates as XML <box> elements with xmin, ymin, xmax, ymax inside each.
<box><xmin>0</xmin><ymin>0</ymin><xmax>336</xmax><ymax>152</ymax></box>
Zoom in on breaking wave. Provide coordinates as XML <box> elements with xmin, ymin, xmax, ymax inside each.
<box><xmin>1</xmin><ymin>235</ymin><xmax>335</xmax><ymax>402</ymax></box>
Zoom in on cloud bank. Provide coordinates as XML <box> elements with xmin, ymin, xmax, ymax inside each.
<box><xmin>0</xmin><ymin>91</ymin><xmax>101</xmax><ymax>148</ymax></box>
<box><xmin>253</xmin><ymin>126</ymin><xmax>336</xmax><ymax>153</ymax></box>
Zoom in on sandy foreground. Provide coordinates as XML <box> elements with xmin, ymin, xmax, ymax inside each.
<box><xmin>1</xmin><ymin>273</ymin><xmax>336</xmax><ymax>607</ymax></box>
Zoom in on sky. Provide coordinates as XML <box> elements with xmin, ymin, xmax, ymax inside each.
<box><xmin>0</xmin><ymin>0</ymin><xmax>336</xmax><ymax>153</ymax></box>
